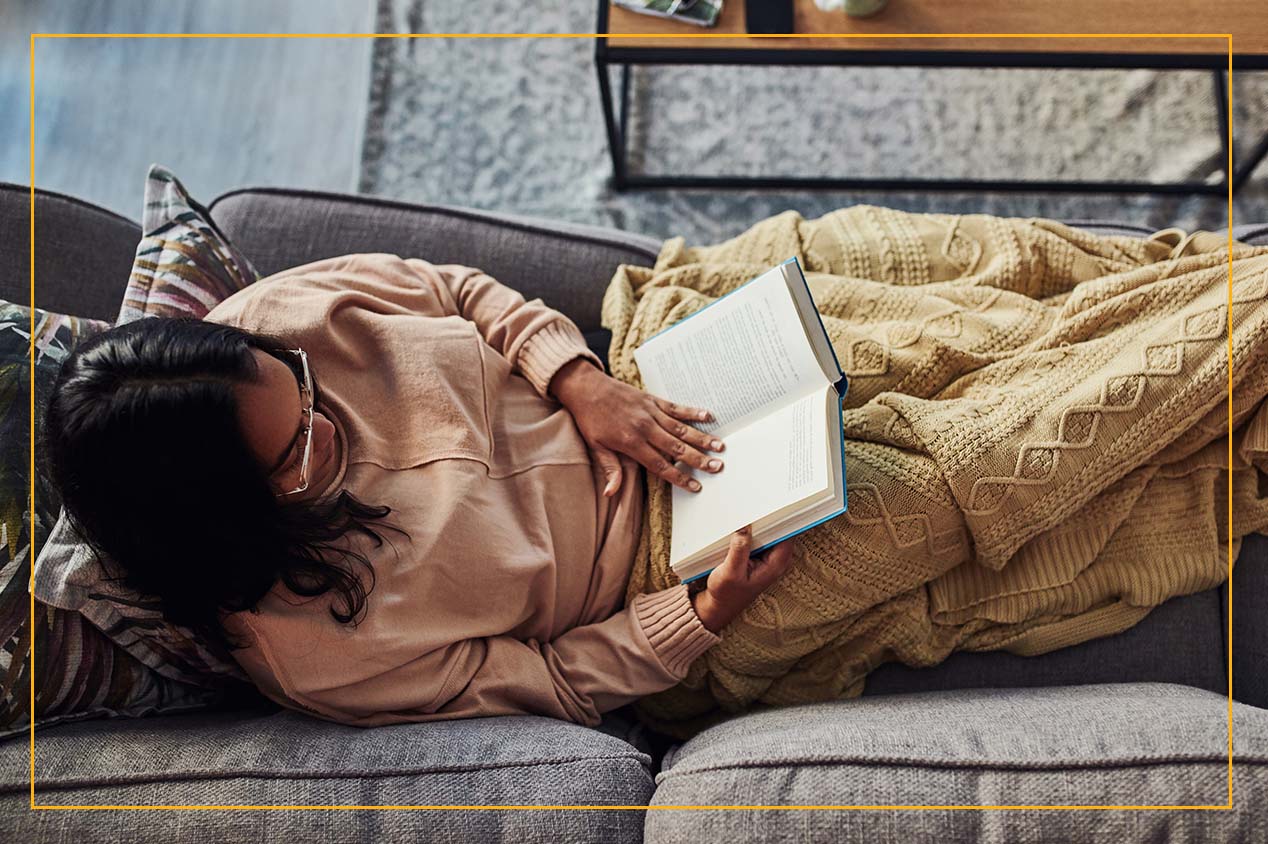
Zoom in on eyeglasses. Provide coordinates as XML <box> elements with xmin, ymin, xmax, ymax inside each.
<box><xmin>279</xmin><ymin>347</ymin><xmax>314</xmax><ymax>497</ymax></box>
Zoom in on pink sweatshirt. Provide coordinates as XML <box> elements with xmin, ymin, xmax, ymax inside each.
<box><xmin>203</xmin><ymin>253</ymin><xmax>719</xmax><ymax>728</ymax></box>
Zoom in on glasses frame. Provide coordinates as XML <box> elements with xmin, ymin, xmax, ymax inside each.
<box><xmin>279</xmin><ymin>348</ymin><xmax>314</xmax><ymax>497</ymax></box>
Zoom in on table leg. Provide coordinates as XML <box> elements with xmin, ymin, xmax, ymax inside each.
<box><xmin>620</xmin><ymin>64</ymin><xmax>632</xmax><ymax>174</ymax></box>
<box><xmin>1213</xmin><ymin>69</ymin><xmax>1233</xmax><ymax>192</ymax></box>
<box><xmin>595</xmin><ymin>57</ymin><xmax>628</xmax><ymax>190</ymax></box>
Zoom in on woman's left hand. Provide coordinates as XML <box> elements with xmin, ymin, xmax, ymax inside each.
<box><xmin>550</xmin><ymin>359</ymin><xmax>726</xmax><ymax>497</ymax></box>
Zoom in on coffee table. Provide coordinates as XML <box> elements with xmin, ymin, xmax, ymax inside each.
<box><xmin>595</xmin><ymin>0</ymin><xmax>1268</xmax><ymax>195</ymax></box>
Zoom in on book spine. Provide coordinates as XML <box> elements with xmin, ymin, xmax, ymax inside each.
<box><xmin>787</xmin><ymin>257</ymin><xmax>850</xmax><ymax>399</ymax></box>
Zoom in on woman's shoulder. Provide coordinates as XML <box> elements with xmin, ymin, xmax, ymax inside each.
<box><xmin>205</xmin><ymin>252</ymin><xmax>452</xmax><ymax>328</ymax></box>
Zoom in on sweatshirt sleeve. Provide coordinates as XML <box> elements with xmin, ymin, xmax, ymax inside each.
<box><xmin>405</xmin><ymin>258</ymin><xmax>606</xmax><ymax>401</ymax></box>
<box><xmin>234</xmin><ymin>584</ymin><xmax>720</xmax><ymax>729</ymax></box>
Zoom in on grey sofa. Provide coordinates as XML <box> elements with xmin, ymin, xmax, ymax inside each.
<box><xmin>2</xmin><ymin>182</ymin><xmax>1266</xmax><ymax>842</ymax></box>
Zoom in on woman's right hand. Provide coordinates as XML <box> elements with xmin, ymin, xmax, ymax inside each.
<box><xmin>689</xmin><ymin>524</ymin><xmax>797</xmax><ymax>634</ymax></box>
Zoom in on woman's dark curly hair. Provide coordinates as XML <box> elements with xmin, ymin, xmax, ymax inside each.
<box><xmin>41</xmin><ymin>315</ymin><xmax>410</xmax><ymax>653</ymax></box>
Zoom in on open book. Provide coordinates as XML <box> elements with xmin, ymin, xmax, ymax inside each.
<box><xmin>633</xmin><ymin>258</ymin><xmax>849</xmax><ymax>584</ymax></box>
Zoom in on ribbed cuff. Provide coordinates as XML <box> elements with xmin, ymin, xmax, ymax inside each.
<box><xmin>632</xmin><ymin>584</ymin><xmax>722</xmax><ymax>678</ymax></box>
<box><xmin>517</xmin><ymin>319</ymin><xmax>606</xmax><ymax>400</ymax></box>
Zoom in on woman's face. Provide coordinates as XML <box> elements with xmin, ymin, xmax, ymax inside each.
<box><xmin>234</xmin><ymin>348</ymin><xmax>340</xmax><ymax>500</ymax></box>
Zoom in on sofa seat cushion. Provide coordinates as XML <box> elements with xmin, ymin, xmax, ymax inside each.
<box><xmin>648</xmin><ymin>683</ymin><xmax>1267</xmax><ymax>842</ymax></box>
<box><xmin>1</xmin><ymin>709</ymin><xmax>653</xmax><ymax>842</ymax></box>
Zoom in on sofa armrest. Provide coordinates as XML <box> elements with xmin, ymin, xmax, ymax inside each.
<box><xmin>207</xmin><ymin>188</ymin><xmax>660</xmax><ymax>335</ymax></box>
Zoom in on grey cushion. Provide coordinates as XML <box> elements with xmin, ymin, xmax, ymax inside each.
<box><xmin>1233</xmin><ymin>223</ymin><xmax>1268</xmax><ymax>246</ymax></box>
<box><xmin>1058</xmin><ymin>219</ymin><xmax>1158</xmax><ymax>238</ymax></box>
<box><xmin>0</xmin><ymin>182</ymin><xmax>140</xmax><ymax>321</ymax></box>
<box><xmin>208</xmin><ymin>188</ymin><xmax>661</xmax><ymax>341</ymax></box>
<box><xmin>648</xmin><ymin>683</ymin><xmax>1268</xmax><ymax>842</ymax></box>
<box><xmin>1058</xmin><ymin>221</ymin><xmax>1268</xmax><ymax>246</ymax></box>
<box><xmin>0</xmin><ymin>707</ymin><xmax>653</xmax><ymax>842</ymax></box>
<box><xmin>865</xmin><ymin>585</ymin><xmax>1226</xmax><ymax>698</ymax></box>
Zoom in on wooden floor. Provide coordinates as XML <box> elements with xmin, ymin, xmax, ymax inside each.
<box><xmin>0</xmin><ymin>0</ymin><xmax>374</xmax><ymax>220</ymax></box>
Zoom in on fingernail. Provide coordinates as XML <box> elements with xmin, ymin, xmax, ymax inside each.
<box><xmin>711</xmin><ymin>440</ymin><xmax>723</xmax><ymax>450</ymax></box>
<box><xmin>689</xmin><ymin>480</ymin><xmax>701</xmax><ymax>491</ymax></box>
<box><xmin>707</xmin><ymin>459</ymin><xmax>722</xmax><ymax>471</ymax></box>
<box><xmin>698</xmin><ymin>411</ymin><xmax>709</xmax><ymax>421</ymax></box>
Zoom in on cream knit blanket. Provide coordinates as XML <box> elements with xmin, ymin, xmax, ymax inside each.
<box><xmin>600</xmin><ymin>207</ymin><xmax>1268</xmax><ymax>739</ymax></box>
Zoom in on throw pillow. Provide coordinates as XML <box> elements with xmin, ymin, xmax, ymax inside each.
<box><xmin>0</xmin><ymin>303</ymin><xmax>221</xmax><ymax>739</ymax></box>
<box><xmin>117</xmin><ymin>163</ymin><xmax>258</xmax><ymax>323</ymax></box>
<box><xmin>31</xmin><ymin>163</ymin><xmax>260</xmax><ymax>694</ymax></box>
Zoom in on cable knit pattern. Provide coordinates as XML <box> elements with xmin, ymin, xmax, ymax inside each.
<box><xmin>517</xmin><ymin>319</ymin><xmax>605</xmax><ymax>401</ymax></box>
<box><xmin>632</xmin><ymin>584</ymin><xmax>722</xmax><ymax>677</ymax></box>
<box><xmin>601</xmin><ymin>206</ymin><xmax>1268</xmax><ymax>740</ymax></box>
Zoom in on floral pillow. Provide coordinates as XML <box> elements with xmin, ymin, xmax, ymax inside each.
<box><xmin>0</xmin><ymin>304</ymin><xmax>221</xmax><ymax>739</ymax></box>
<box><xmin>30</xmin><ymin>164</ymin><xmax>261</xmax><ymax>699</ymax></box>
<box><xmin>117</xmin><ymin>164</ymin><xmax>258</xmax><ymax>322</ymax></box>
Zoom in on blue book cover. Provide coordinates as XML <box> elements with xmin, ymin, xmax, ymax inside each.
<box><xmin>633</xmin><ymin>257</ymin><xmax>850</xmax><ymax>584</ymax></box>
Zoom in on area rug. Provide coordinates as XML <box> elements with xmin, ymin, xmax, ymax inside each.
<box><xmin>364</xmin><ymin>0</ymin><xmax>1268</xmax><ymax>245</ymax></box>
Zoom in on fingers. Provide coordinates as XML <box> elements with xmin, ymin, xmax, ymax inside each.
<box><xmin>761</xmin><ymin>539</ymin><xmax>797</xmax><ymax>572</ymax></box>
<box><xmin>631</xmin><ymin>400</ymin><xmax>726</xmax><ymax>494</ymax></box>
<box><xmin>724</xmin><ymin>524</ymin><xmax>753</xmax><ymax>566</ymax></box>
<box><xmin>651</xmin><ymin>405</ymin><xmax>726</xmax><ymax>455</ymax></box>
<box><xmin>594</xmin><ymin>447</ymin><xmax>623</xmax><ymax>497</ymax></box>
<box><xmin>655</xmin><ymin>397</ymin><xmax>715</xmax><ymax>426</ymax></box>
<box><xmin>646</xmin><ymin>420</ymin><xmax>725</xmax><ymax>493</ymax></box>
<box><xmin>637</xmin><ymin>442</ymin><xmax>706</xmax><ymax>493</ymax></box>
<box><xmin>647</xmin><ymin>403</ymin><xmax>726</xmax><ymax>495</ymax></box>
<box><xmin>744</xmin><ymin>537</ymin><xmax>796</xmax><ymax>586</ymax></box>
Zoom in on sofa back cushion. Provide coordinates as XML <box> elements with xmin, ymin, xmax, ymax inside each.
<box><xmin>208</xmin><ymin>189</ymin><xmax>661</xmax><ymax>338</ymax></box>
<box><xmin>0</xmin><ymin>183</ymin><xmax>141</xmax><ymax>321</ymax></box>
<box><xmin>116</xmin><ymin>165</ymin><xmax>257</xmax><ymax>323</ymax></box>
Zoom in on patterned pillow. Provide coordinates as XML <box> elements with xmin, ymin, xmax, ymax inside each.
<box><xmin>0</xmin><ymin>304</ymin><xmax>221</xmax><ymax>739</ymax></box>
<box><xmin>30</xmin><ymin>164</ymin><xmax>260</xmax><ymax>695</ymax></box>
<box><xmin>117</xmin><ymin>164</ymin><xmax>258</xmax><ymax>322</ymax></box>
<box><xmin>35</xmin><ymin>510</ymin><xmax>250</xmax><ymax>689</ymax></box>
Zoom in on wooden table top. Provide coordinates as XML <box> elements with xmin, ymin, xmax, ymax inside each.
<box><xmin>604</xmin><ymin>0</ymin><xmax>1267</xmax><ymax>60</ymax></box>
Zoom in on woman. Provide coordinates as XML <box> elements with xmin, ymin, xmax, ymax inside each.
<box><xmin>43</xmin><ymin>253</ymin><xmax>795</xmax><ymax>728</ymax></box>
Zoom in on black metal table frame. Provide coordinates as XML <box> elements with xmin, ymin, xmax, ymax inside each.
<box><xmin>595</xmin><ymin>2</ymin><xmax>1268</xmax><ymax>196</ymax></box>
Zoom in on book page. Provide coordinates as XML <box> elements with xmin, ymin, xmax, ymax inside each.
<box><xmin>634</xmin><ymin>265</ymin><xmax>829</xmax><ymax>439</ymax></box>
<box><xmin>670</xmin><ymin>386</ymin><xmax>829</xmax><ymax>565</ymax></box>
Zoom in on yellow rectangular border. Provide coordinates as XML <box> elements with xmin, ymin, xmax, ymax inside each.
<box><xmin>27</xmin><ymin>31</ymin><xmax>1237</xmax><ymax>811</ymax></box>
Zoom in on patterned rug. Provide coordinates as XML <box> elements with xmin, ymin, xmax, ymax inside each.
<box><xmin>362</xmin><ymin>1</ymin><xmax>1268</xmax><ymax>245</ymax></box>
